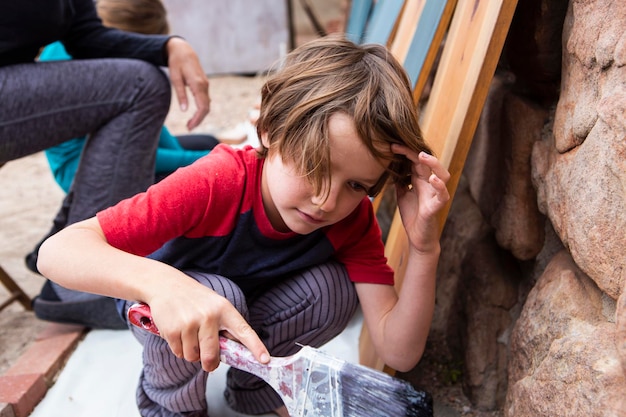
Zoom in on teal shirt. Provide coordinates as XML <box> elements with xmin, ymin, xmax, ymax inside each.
<box><xmin>39</xmin><ymin>42</ymin><xmax>210</xmax><ymax>193</ymax></box>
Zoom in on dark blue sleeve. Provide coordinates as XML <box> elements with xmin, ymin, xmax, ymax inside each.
<box><xmin>62</xmin><ymin>0</ymin><xmax>170</xmax><ymax>66</ymax></box>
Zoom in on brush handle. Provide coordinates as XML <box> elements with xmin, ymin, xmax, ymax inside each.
<box><xmin>126</xmin><ymin>303</ymin><xmax>294</xmax><ymax>382</ymax></box>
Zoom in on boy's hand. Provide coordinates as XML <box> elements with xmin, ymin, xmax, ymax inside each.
<box><xmin>165</xmin><ymin>37</ymin><xmax>211</xmax><ymax>131</ymax></box>
<box><xmin>391</xmin><ymin>144</ymin><xmax>450</xmax><ymax>251</ymax></box>
<box><xmin>147</xmin><ymin>284</ymin><xmax>269</xmax><ymax>372</ymax></box>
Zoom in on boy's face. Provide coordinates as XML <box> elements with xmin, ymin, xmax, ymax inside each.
<box><xmin>261</xmin><ymin>113</ymin><xmax>388</xmax><ymax>235</ymax></box>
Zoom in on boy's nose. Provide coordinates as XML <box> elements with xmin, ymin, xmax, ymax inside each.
<box><xmin>311</xmin><ymin>186</ymin><xmax>338</xmax><ymax>213</ymax></box>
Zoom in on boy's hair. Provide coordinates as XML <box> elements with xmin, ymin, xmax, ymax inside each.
<box><xmin>257</xmin><ymin>35</ymin><xmax>432</xmax><ymax>197</ymax></box>
<box><xmin>96</xmin><ymin>0</ymin><xmax>169</xmax><ymax>35</ymax></box>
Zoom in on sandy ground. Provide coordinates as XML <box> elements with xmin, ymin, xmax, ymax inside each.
<box><xmin>0</xmin><ymin>156</ymin><xmax>55</xmax><ymax>374</ymax></box>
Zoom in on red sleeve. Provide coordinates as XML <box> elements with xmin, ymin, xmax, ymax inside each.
<box><xmin>326</xmin><ymin>199</ymin><xmax>395</xmax><ymax>285</ymax></box>
<box><xmin>97</xmin><ymin>145</ymin><xmax>249</xmax><ymax>256</ymax></box>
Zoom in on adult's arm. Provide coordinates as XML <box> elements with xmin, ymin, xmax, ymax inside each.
<box><xmin>63</xmin><ymin>0</ymin><xmax>170</xmax><ymax>65</ymax></box>
<box><xmin>64</xmin><ymin>0</ymin><xmax>211</xmax><ymax>128</ymax></box>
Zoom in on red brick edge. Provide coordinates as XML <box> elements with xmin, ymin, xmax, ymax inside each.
<box><xmin>0</xmin><ymin>323</ymin><xmax>86</xmax><ymax>417</ymax></box>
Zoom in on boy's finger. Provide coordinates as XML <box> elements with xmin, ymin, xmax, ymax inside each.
<box><xmin>226</xmin><ymin>318</ymin><xmax>270</xmax><ymax>364</ymax></box>
<box><xmin>162</xmin><ymin>330</ymin><xmax>183</xmax><ymax>359</ymax></box>
<box><xmin>430</xmin><ymin>174</ymin><xmax>451</xmax><ymax>201</ymax></box>
<box><xmin>181</xmin><ymin>323</ymin><xmax>201</xmax><ymax>363</ymax></box>
<box><xmin>198</xmin><ymin>326</ymin><xmax>221</xmax><ymax>372</ymax></box>
<box><xmin>419</xmin><ymin>152</ymin><xmax>450</xmax><ymax>183</ymax></box>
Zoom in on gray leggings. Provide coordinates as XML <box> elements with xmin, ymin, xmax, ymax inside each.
<box><xmin>127</xmin><ymin>261</ymin><xmax>359</xmax><ymax>417</ymax></box>
<box><xmin>0</xmin><ymin>58</ymin><xmax>170</xmax><ymax>225</ymax></box>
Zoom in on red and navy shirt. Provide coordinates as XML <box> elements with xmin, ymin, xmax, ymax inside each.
<box><xmin>98</xmin><ymin>145</ymin><xmax>394</xmax><ymax>297</ymax></box>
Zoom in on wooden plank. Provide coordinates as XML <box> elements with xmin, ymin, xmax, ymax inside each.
<box><xmin>389</xmin><ymin>0</ymin><xmax>427</xmax><ymax>62</ymax></box>
<box><xmin>360</xmin><ymin>0</ymin><xmax>451</xmax><ymax>369</ymax></box>
<box><xmin>370</xmin><ymin>0</ymin><xmax>452</xmax><ymax>213</ymax></box>
<box><xmin>420</xmin><ymin>0</ymin><xmax>519</xmax><ymax>231</ymax></box>
<box><xmin>358</xmin><ymin>0</ymin><xmax>519</xmax><ymax>372</ymax></box>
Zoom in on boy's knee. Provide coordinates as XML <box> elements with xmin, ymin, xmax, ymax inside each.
<box><xmin>184</xmin><ymin>271</ymin><xmax>248</xmax><ymax>317</ymax></box>
<box><xmin>308</xmin><ymin>263</ymin><xmax>359</xmax><ymax>332</ymax></box>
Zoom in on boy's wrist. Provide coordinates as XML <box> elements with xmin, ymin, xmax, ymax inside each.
<box><xmin>409</xmin><ymin>241</ymin><xmax>441</xmax><ymax>258</ymax></box>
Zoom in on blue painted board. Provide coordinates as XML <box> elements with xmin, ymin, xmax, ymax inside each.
<box><xmin>345</xmin><ymin>0</ymin><xmax>374</xmax><ymax>43</ymax></box>
<box><xmin>362</xmin><ymin>0</ymin><xmax>405</xmax><ymax>45</ymax></box>
<box><xmin>402</xmin><ymin>0</ymin><xmax>448</xmax><ymax>87</ymax></box>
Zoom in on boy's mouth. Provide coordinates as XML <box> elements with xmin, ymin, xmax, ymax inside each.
<box><xmin>297</xmin><ymin>209</ymin><xmax>325</xmax><ymax>225</ymax></box>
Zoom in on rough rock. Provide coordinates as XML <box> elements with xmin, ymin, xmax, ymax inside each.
<box><xmin>532</xmin><ymin>0</ymin><xmax>626</xmax><ymax>300</ymax></box>
<box><xmin>503</xmin><ymin>0</ymin><xmax>569</xmax><ymax>103</ymax></box>
<box><xmin>505</xmin><ymin>251</ymin><xmax>625</xmax><ymax>416</ymax></box>
<box><xmin>432</xmin><ymin>178</ymin><xmax>492</xmax><ymax>343</ymax></box>
<box><xmin>462</xmin><ymin>239</ymin><xmax>520</xmax><ymax>410</ymax></box>
<box><xmin>491</xmin><ymin>93</ymin><xmax>548</xmax><ymax>261</ymax></box>
<box><xmin>464</xmin><ymin>75</ymin><xmax>547</xmax><ymax>261</ymax></box>
<box><xmin>616</xmin><ymin>289</ymin><xmax>626</xmax><ymax>414</ymax></box>
<box><xmin>618</xmin><ymin>289</ymin><xmax>626</xmax><ymax>374</ymax></box>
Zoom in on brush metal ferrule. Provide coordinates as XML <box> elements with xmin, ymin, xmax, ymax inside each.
<box><xmin>293</xmin><ymin>346</ymin><xmax>345</xmax><ymax>417</ymax></box>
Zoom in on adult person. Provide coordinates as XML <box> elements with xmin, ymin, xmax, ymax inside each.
<box><xmin>0</xmin><ymin>0</ymin><xmax>210</xmax><ymax>329</ymax></box>
<box><xmin>24</xmin><ymin>0</ymin><xmax>238</xmax><ymax>276</ymax></box>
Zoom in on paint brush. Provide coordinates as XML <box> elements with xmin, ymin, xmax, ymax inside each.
<box><xmin>127</xmin><ymin>302</ymin><xmax>433</xmax><ymax>417</ymax></box>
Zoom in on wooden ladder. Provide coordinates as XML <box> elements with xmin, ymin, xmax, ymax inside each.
<box><xmin>355</xmin><ymin>0</ymin><xmax>519</xmax><ymax>373</ymax></box>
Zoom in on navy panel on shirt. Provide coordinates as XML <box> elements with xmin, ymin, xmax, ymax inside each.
<box><xmin>149</xmin><ymin>209</ymin><xmax>336</xmax><ymax>296</ymax></box>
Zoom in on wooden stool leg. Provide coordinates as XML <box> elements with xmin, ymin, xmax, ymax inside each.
<box><xmin>0</xmin><ymin>266</ymin><xmax>33</xmax><ymax>311</ymax></box>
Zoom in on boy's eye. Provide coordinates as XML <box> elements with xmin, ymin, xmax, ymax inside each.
<box><xmin>348</xmin><ymin>181</ymin><xmax>368</xmax><ymax>192</ymax></box>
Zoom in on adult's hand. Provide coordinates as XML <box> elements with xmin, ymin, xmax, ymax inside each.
<box><xmin>166</xmin><ymin>37</ymin><xmax>210</xmax><ymax>130</ymax></box>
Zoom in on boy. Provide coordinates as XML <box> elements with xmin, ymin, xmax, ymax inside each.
<box><xmin>38</xmin><ymin>35</ymin><xmax>450</xmax><ymax>417</ymax></box>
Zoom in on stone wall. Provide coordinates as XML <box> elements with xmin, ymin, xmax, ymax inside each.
<box><xmin>416</xmin><ymin>0</ymin><xmax>626</xmax><ymax>415</ymax></box>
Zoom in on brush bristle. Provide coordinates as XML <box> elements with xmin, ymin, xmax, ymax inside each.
<box><xmin>339</xmin><ymin>362</ymin><xmax>433</xmax><ymax>417</ymax></box>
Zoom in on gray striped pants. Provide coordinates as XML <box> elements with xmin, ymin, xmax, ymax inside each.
<box><xmin>127</xmin><ymin>261</ymin><xmax>359</xmax><ymax>416</ymax></box>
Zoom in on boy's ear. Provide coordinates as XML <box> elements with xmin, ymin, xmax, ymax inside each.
<box><xmin>260</xmin><ymin>132</ymin><xmax>270</xmax><ymax>148</ymax></box>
